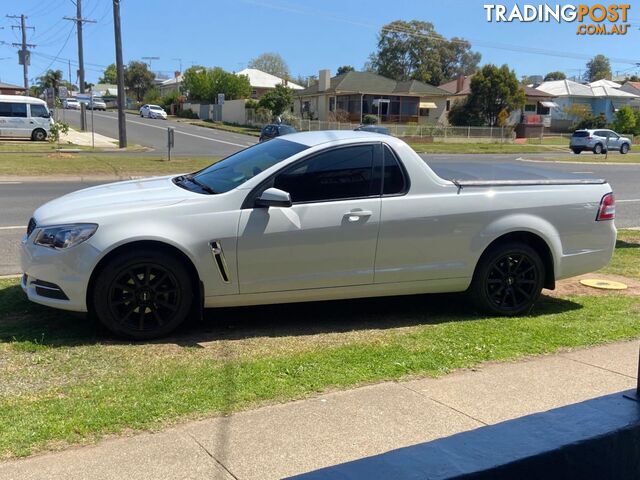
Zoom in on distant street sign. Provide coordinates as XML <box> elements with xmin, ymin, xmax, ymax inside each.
<box><xmin>217</xmin><ymin>93</ymin><xmax>225</xmax><ymax>105</ymax></box>
<box><xmin>58</xmin><ymin>86</ymin><xmax>69</xmax><ymax>99</ymax></box>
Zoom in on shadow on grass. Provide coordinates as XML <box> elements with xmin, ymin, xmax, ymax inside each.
<box><xmin>616</xmin><ymin>239</ymin><xmax>640</xmax><ymax>250</ymax></box>
<box><xmin>0</xmin><ymin>281</ymin><xmax>582</xmax><ymax>348</ymax></box>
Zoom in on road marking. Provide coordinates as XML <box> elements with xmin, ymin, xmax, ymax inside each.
<box><xmin>0</xmin><ymin>225</ymin><xmax>26</xmax><ymax>230</ymax></box>
<box><xmin>0</xmin><ymin>181</ymin><xmax>22</xmax><ymax>185</ymax></box>
<box><xmin>617</xmin><ymin>199</ymin><xmax>640</xmax><ymax>203</ymax></box>
<box><xmin>571</xmin><ymin>171</ymin><xmax>593</xmax><ymax>174</ymax></box>
<box><xmin>91</xmin><ymin>112</ymin><xmax>251</xmax><ymax>148</ymax></box>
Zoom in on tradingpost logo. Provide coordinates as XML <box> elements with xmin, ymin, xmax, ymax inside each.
<box><xmin>483</xmin><ymin>3</ymin><xmax>631</xmax><ymax>35</ymax></box>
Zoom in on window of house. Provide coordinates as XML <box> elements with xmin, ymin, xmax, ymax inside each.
<box><xmin>251</xmin><ymin>90</ymin><xmax>258</xmax><ymax>99</ymax></box>
<box><xmin>273</xmin><ymin>145</ymin><xmax>375</xmax><ymax>203</ymax></box>
<box><xmin>419</xmin><ymin>108</ymin><xmax>430</xmax><ymax>117</ymax></box>
<box><xmin>524</xmin><ymin>104</ymin><xmax>537</xmax><ymax>112</ymax></box>
<box><xmin>446</xmin><ymin>100</ymin><xmax>451</xmax><ymax>112</ymax></box>
<box><xmin>329</xmin><ymin>97</ymin><xmax>335</xmax><ymax>112</ymax></box>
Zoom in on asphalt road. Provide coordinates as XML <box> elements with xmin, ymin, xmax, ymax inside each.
<box><xmin>1</xmin><ymin>155</ymin><xmax>638</xmax><ymax>275</ymax></box>
<box><xmin>61</xmin><ymin>109</ymin><xmax>256</xmax><ymax>156</ymax></box>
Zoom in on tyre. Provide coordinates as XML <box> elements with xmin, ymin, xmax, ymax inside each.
<box><xmin>140</xmin><ymin>112</ymin><xmax>144</xmax><ymax>117</ymax></box>
<box><xmin>31</xmin><ymin>128</ymin><xmax>47</xmax><ymax>141</ymax></box>
<box><xmin>92</xmin><ymin>249</ymin><xmax>194</xmax><ymax>340</ymax></box>
<box><xmin>593</xmin><ymin>143</ymin><xmax>603</xmax><ymax>154</ymax></box>
<box><xmin>571</xmin><ymin>148</ymin><xmax>581</xmax><ymax>154</ymax></box>
<box><xmin>621</xmin><ymin>143</ymin><xmax>630</xmax><ymax>155</ymax></box>
<box><xmin>469</xmin><ymin>242</ymin><xmax>545</xmax><ymax>316</ymax></box>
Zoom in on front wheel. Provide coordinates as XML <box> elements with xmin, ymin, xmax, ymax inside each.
<box><xmin>621</xmin><ymin>143</ymin><xmax>630</xmax><ymax>155</ymax></box>
<box><xmin>469</xmin><ymin>242</ymin><xmax>545</xmax><ymax>316</ymax></box>
<box><xmin>31</xmin><ymin>128</ymin><xmax>47</xmax><ymax>141</ymax></box>
<box><xmin>593</xmin><ymin>144</ymin><xmax>603</xmax><ymax>154</ymax></box>
<box><xmin>92</xmin><ymin>249</ymin><xmax>194</xmax><ymax>340</ymax></box>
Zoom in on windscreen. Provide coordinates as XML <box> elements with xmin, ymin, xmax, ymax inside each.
<box><xmin>193</xmin><ymin>138</ymin><xmax>309</xmax><ymax>193</ymax></box>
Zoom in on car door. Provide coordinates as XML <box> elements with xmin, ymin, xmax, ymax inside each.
<box><xmin>237</xmin><ymin>143</ymin><xmax>382</xmax><ymax>294</ymax></box>
<box><xmin>28</xmin><ymin>104</ymin><xmax>50</xmax><ymax>132</ymax></box>
<box><xmin>9</xmin><ymin>102</ymin><xmax>29</xmax><ymax>137</ymax></box>
<box><xmin>606</xmin><ymin>131</ymin><xmax>621</xmax><ymax>150</ymax></box>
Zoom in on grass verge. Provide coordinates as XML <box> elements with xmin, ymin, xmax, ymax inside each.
<box><xmin>176</xmin><ymin>119</ymin><xmax>261</xmax><ymax>137</ymax></box>
<box><xmin>0</xmin><ymin>231</ymin><xmax>638</xmax><ymax>458</ymax></box>
<box><xmin>408</xmin><ymin>142</ymin><xmax>568</xmax><ymax>154</ymax></box>
<box><xmin>531</xmin><ymin>153</ymin><xmax>640</xmax><ymax>164</ymax></box>
<box><xmin>0</xmin><ymin>152</ymin><xmax>218</xmax><ymax>177</ymax></box>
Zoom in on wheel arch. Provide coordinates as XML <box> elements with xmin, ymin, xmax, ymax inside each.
<box><xmin>86</xmin><ymin>239</ymin><xmax>203</xmax><ymax>315</ymax></box>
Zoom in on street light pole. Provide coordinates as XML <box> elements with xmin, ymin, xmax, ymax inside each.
<box><xmin>113</xmin><ymin>0</ymin><xmax>127</xmax><ymax>148</ymax></box>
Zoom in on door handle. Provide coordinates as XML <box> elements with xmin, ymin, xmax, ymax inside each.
<box><xmin>344</xmin><ymin>210</ymin><xmax>372</xmax><ymax>222</ymax></box>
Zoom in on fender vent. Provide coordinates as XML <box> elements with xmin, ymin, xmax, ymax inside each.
<box><xmin>209</xmin><ymin>240</ymin><xmax>230</xmax><ymax>283</ymax></box>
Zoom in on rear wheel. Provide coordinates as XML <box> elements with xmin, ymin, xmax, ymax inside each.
<box><xmin>621</xmin><ymin>143</ymin><xmax>630</xmax><ymax>155</ymax></box>
<box><xmin>572</xmin><ymin>148</ymin><xmax>581</xmax><ymax>154</ymax></box>
<box><xmin>92</xmin><ymin>249</ymin><xmax>194</xmax><ymax>340</ymax></box>
<box><xmin>593</xmin><ymin>143</ymin><xmax>603</xmax><ymax>154</ymax></box>
<box><xmin>469</xmin><ymin>242</ymin><xmax>545</xmax><ymax>316</ymax></box>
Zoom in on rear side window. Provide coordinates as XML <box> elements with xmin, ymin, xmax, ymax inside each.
<box><xmin>30</xmin><ymin>104</ymin><xmax>48</xmax><ymax>118</ymax></box>
<box><xmin>594</xmin><ymin>131</ymin><xmax>608</xmax><ymax>137</ymax></box>
<box><xmin>274</xmin><ymin>145</ymin><xmax>374</xmax><ymax>203</ymax></box>
<box><xmin>382</xmin><ymin>145</ymin><xmax>406</xmax><ymax>195</ymax></box>
<box><xmin>0</xmin><ymin>102</ymin><xmax>27</xmax><ymax>117</ymax></box>
<box><xmin>572</xmin><ymin>131</ymin><xmax>589</xmax><ymax>137</ymax></box>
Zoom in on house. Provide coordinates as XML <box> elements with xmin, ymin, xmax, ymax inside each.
<box><xmin>0</xmin><ymin>81</ymin><xmax>27</xmax><ymax>95</ymax></box>
<box><xmin>439</xmin><ymin>75</ymin><xmax>558</xmax><ymax>129</ymax></box>
<box><xmin>159</xmin><ymin>72</ymin><xmax>183</xmax><ymax>95</ymax></box>
<box><xmin>91</xmin><ymin>84</ymin><xmax>119</xmax><ymax>97</ymax></box>
<box><xmin>236</xmin><ymin>68</ymin><xmax>303</xmax><ymax>99</ymax></box>
<box><xmin>535</xmin><ymin>79</ymin><xmax>640</xmax><ymax>130</ymax></box>
<box><xmin>620</xmin><ymin>81</ymin><xmax>640</xmax><ymax>108</ymax></box>
<box><xmin>294</xmin><ymin>69</ymin><xmax>450</xmax><ymax>124</ymax></box>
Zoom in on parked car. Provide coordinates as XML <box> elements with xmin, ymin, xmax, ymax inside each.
<box><xmin>570</xmin><ymin>129</ymin><xmax>632</xmax><ymax>155</ymax></box>
<box><xmin>63</xmin><ymin>98</ymin><xmax>80</xmax><ymax>110</ymax></box>
<box><xmin>259</xmin><ymin>124</ymin><xmax>296</xmax><ymax>142</ymax></box>
<box><xmin>354</xmin><ymin>124</ymin><xmax>390</xmax><ymax>135</ymax></box>
<box><xmin>0</xmin><ymin>94</ymin><xmax>51</xmax><ymax>141</ymax></box>
<box><xmin>140</xmin><ymin>104</ymin><xmax>167</xmax><ymax>119</ymax></box>
<box><xmin>78</xmin><ymin>97</ymin><xmax>107</xmax><ymax>111</ymax></box>
<box><xmin>21</xmin><ymin>131</ymin><xmax>616</xmax><ymax>339</ymax></box>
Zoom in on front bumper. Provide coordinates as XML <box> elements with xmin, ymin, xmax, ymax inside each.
<box><xmin>21</xmin><ymin>234</ymin><xmax>102</xmax><ymax>312</ymax></box>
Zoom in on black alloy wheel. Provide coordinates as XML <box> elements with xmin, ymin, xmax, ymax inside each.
<box><xmin>470</xmin><ymin>243</ymin><xmax>544</xmax><ymax>316</ymax></box>
<box><xmin>93</xmin><ymin>250</ymin><xmax>194</xmax><ymax>339</ymax></box>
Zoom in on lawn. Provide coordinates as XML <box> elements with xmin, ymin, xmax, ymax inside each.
<box><xmin>0</xmin><ymin>231</ymin><xmax>638</xmax><ymax>459</ymax></box>
<box><xmin>0</xmin><ymin>152</ymin><xmax>218</xmax><ymax>177</ymax></box>
<box><xmin>408</xmin><ymin>142</ymin><xmax>568</xmax><ymax>154</ymax></box>
<box><xmin>179</xmin><ymin>119</ymin><xmax>262</xmax><ymax>137</ymax></box>
<box><xmin>532</xmin><ymin>153</ymin><xmax>640</xmax><ymax>164</ymax></box>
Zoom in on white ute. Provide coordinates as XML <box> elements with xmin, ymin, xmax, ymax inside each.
<box><xmin>21</xmin><ymin>131</ymin><xmax>617</xmax><ymax>339</ymax></box>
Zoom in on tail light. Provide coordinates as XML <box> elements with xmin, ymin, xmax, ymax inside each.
<box><xmin>596</xmin><ymin>193</ymin><xmax>615</xmax><ymax>221</ymax></box>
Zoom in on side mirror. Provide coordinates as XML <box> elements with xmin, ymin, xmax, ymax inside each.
<box><xmin>255</xmin><ymin>187</ymin><xmax>292</xmax><ymax>208</ymax></box>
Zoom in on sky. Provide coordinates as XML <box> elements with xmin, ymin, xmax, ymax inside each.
<box><xmin>1</xmin><ymin>0</ymin><xmax>639</xmax><ymax>87</ymax></box>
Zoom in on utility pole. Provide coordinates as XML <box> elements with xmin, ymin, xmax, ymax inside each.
<box><xmin>113</xmin><ymin>0</ymin><xmax>126</xmax><ymax>148</ymax></box>
<box><xmin>7</xmin><ymin>15</ymin><xmax>36</xmax><ymax>91</ymax></box>
<box><xmin>64</xmin><ymin>1</ymin><xmax>95</xmax><ymax>131</ymax></box>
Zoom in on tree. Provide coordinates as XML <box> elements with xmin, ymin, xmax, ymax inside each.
<box><xmin>585</xmin><ymin>54</ymin><xmax>612</xmax><ymax>82</ymax></box>
<box><xmin>612</xmin><ymin>106</ymin><xmax>636</xmax><ymax>134</ymax></box>
<box><xmin>336</xmin><ymin>65</ymin><xmax>355</xmax><ymax>76</ymax></box>
<box><xmin>466</xmin><ymin>64</ymin><xmax>525</xmax><ymax>126</ymax></box>
<box><xmin>181</xmin><ymin>66</ymin><xmax>251</xmax><ymax>103</ymax></box>
<box><xmin>99</xmin><ymin>64</ymin><xmax>117</xmax><ymax>84</ymax></box>
<box><xmin>447</xmin><ymin>99</ymin><xmax>483</xmax><ymax>126</ymax></box>
<box><xmin>248</xmin><ymin>52</ymin><xmax>290</xmax><ymax>79</ymax></box>
<box><xmin>258</xmin><ymin>84</ymin><xmax>293</xmax><ymax>116</ymax></box>
<box><xmin>124</xmin><ymin>61</ymin><xmax>155</xmax><ymax>101</ymax></box>
<box><xmin>628</xmin><ymin>75</ymin><xmax>640</xmax><ymax>82</ymax></box>
<box><xmin>370</xmin><ymin>20</ymin><xmax>480</xmax><ymax>85</ymax></box>
<box><xmin>544</xmin><ymin>71</ymin><xmax>566</xmax><ymax>81</ymax></box>
<box><xmin>37</xmin><ymin>69</ymin><xmax>63</xmax><ymax>94</ymax></box>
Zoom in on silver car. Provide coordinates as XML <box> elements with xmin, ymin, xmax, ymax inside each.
<box><xmin>570</xmin><ymin>129</ymin><xmax>632</xmax><ymax>155</ymax></box>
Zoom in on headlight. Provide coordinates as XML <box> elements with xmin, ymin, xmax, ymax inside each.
<box><xmin>34</xmin><ymin>224</ymin><xmax>98</xmax><ymax>249</ymax></box>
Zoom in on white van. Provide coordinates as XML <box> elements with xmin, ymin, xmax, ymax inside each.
<box><xmin>0</xmin><ymin>95</ymin><xmax>52</xmax><ymax>141</ymax></box>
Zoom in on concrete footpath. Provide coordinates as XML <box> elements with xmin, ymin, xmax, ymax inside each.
<box><xmin>1</xmin><ymin>340</ymin><xmax>638</xmax><ymax>480</ymax></box>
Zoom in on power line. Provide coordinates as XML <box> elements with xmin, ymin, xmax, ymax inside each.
<box><xmin>35</xmin><ymin>23</ymin><xmax>75</xmax><ymax>78</ymax></box>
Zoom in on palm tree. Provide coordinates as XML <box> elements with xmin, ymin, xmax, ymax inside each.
<box><xmin>37</xmin><ymin>69</ymin><xmax>64</xmax><ymax>95</ymax></box>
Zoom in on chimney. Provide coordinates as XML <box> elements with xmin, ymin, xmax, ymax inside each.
<box><xmin>456</xmin><ymin>75</ymin><xmax>465</xmax><ymax>94</ymax></box>
<box><xmin>174</xmin><ymin>71</ymin><xmax>181</xmax><ymax>78</ymax></box>
<box><xmin>318</xmin><ymin>69</ymin><xmax>331</xmax><ymax>92</ymax></box>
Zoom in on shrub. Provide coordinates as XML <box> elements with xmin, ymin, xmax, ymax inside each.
<box><xmin>177</xmin><ymin>109</ymin><xmax>198</xmax><ymax>119</ymax></box>
<box><xmin>143</xmin><ymin>86</ymin><xmax>161</xmax><ymax>104</ymax></box>
<box><xmin>612</xmin><ymin>106</ymin><xmax>636</xmax><ymax>134</ymax></box>
<box><xmin>280</xmin><ymin>111</ymin><xmax>300</xmax><ymax>126</ymax></box>
<box><xmin>244</xmin><ymin>99</ymin><xmax>259</xmax><ymax>109</ymax></box>
<box><xmin>362</xmin><ymin>114</ymin><xmax>378</xmax><ymax>125</ymax></box>
<box><xmin>328</xmin><ymin>109</ymin><xmax>350</xmax><ymax>122</ymax></box>
<box><xmin>48</xmin><ymin>121</ymin><xmax>69</xmax><ymax>143</ymax></box>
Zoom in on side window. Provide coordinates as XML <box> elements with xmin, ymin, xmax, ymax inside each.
<box><xmin>11</xmin><ymin>103</ymin><xmax>27</xmax><ymax>118</ymax></box>
<box><xmin>274</xmin><ymin>145</ymin><xmax>374</xmax><ymax>203</ymax></box>
<box><xmin>594</xmin><ymin>130</ymin><xmax>607</xmax><ymax>138</ymax></box>
<box><xmin>30</xmin><ymin>104</ymin><xmax>48</xmax><ymax>118</ymax></box>
<box><xmin>0</xmin><ymin>102</ymin><xmax>10</xmax><ymax>117</ymax></box>
<box><xmin>382</xmin><ymin>145</ymin><xmax>406</xmax><ymax>195</ymax></box>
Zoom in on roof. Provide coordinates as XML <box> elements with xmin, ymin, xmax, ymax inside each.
<box><xmin>280</xmin><ymin>129</ymin><xmax>398</xmax><ymax>147</ymax></box>
<box><xmin>591</xmin><ymin>85</ymin><xmax>638</xmax><ymax>98</ymax></box>
<box><xmin>297</xmin><ymin>71</ymin><xmax>449</xmax><ymax>97</ymax></box>
<box><xmin>589</xmin><ymin>79</ymin><xmax>622</xmax><ymax>88</ymax></box>
<box><xmin>438</xmin><ymin>76</ymin><xmax>472</xmax><ymax>95</ymax></box>
<box><xmin>92</xmin><ymin>84</ymin><xmax>118</xmax><ymax>96</ymax></box>
<box><xmin>522</xmin><ymin>86</ymin><xmax>554</xmax><ymax>98</ymax></box>
<box><xmin>161</xmin><ymin>75</ymin><xmax>183</xmax><ymax>86</ymax></box>
<box><xmin>536</xmin><ymin>79</ymin><xmax>596</xmax><ymax>97</ymax></box>
<box><xmin>0</xmin><ymin>82</ymin><xmax>27</xmax><ymax>90</ymax></box>
<box><xmin>236</xmin><ymin>68</ymin><xmax>303</xmax><ymax>90</ymax></box>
